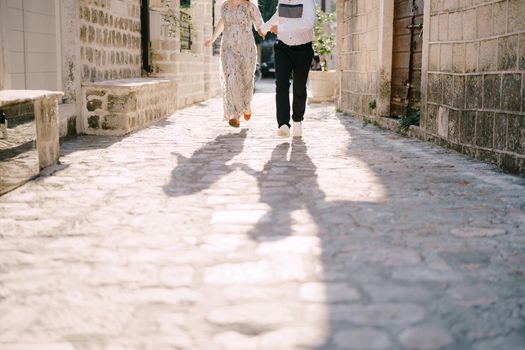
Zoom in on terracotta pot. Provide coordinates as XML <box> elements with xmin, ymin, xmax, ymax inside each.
<box><xmin>308</xmin><ymin>70</ymin><xmax>336</xmax><ymax>98</ymax></box>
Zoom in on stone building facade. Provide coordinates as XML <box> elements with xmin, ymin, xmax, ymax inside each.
<box><xmin>424</xmin><ymin>0</ymin><xmax>524</xmax><ymax>173</ymax></box>
<box><xmin>79</xmin><ymin>0</ymin><xmax>143</xmax><ymax>82</ymax></box>
<box><xmin>149</xmin><ymin>0</ymin><xmax>221</xmax><ymax>108</ymax></box>
<box><xmin>336</xmin><ymin>0</ymin><xmax>525</xmax><ymax>174</ymax></box>
<box><xmin>0</xmin><ymin>0</ymin><xmax>221</xmax><ymax>136</ymax></box>
<box><xmin>0</xmin><ymin>0</ymin><xmax>220</xmax><ymax>193</ymax></box>
<box><xmin>336</xmin><ymin>0</ymin><xmax>395</xmax><ymax>117</ymax></box>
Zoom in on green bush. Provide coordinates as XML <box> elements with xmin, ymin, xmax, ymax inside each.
<box><xmin>313</xmin><ymin>7</ymin><xmax>335</xmax><ymax>70</ymax></box>
<box><xmin>398</xmin><ymin>107</ymin><xmax>420</xmax><ymax>132</ymax></box>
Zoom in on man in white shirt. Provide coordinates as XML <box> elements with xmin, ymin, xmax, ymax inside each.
<box><xmin>260</xmin><ymin>0</ymin><xmax>316</xmax><ymax>138</ymax></box>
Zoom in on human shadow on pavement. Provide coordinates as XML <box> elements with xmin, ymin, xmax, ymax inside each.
<box><xmin>237</xmin><ymin>139</ymin><xmax>381</xmax><ymax>348</ymax></box>
<box><xmin>163</xmin><ymin>129</ymin><xmax>248</xmax><ymax>197</ymax></box>
<box><xmin>238</xmin><ymin>138</ymin><xmax>379</xmax><ymax>240</ymax></box>
<box><xmin>236</xmin><ymin>116</ymin><xmax>525</xmax><ymax>349</ymax></box>
<box><xmin>237</xmin><ymin>140</ymin><xmax>339</xmax><ymax>239</ymax></box>
<box><xmin>159</xmin><ymin>111</ymin><xmax>524</xmax><ymax>349</ymax></box>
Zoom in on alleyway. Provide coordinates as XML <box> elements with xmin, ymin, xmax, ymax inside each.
<box><xmin>0</xmin><ymin>79</ymin><xmax>524</xmax><ymax>350</ymax></box>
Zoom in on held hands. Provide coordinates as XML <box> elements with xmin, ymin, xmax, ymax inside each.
<box><xmin>256</xmin><ymin>25</ymin><xmax>276</xmax><ymax>40</ymax></box>
<box><xmin>207</xmin><ymin>28</ymin><xmax>269</xmax><ymax>45</ymax></box>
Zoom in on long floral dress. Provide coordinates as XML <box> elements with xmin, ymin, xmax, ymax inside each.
<box><xmin>211</xmin><ymin>1</ymin><xmax>264</xmax><ymax>121</ymax></box>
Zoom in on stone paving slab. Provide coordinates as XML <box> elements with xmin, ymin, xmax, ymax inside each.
<box><xmin>0</xmin><ymin>80</ymin><xmax>524</xmax><ymax>350</ymax></box>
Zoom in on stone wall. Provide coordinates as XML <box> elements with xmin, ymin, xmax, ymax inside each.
<box><xmin>336</xmin><ymin>0</ymin><xmax>525</xmax><ymax>174</ymax></box>
<box><xmin>79</xmin><ymin>0</ymin><xmax>142</xmax><ymax>82</ymax></box>
<box><xmin>35</xmin><ymin>95</ymin><xmax>61</xmax><ymax>169</ymax></box>
<box><xmin>0</xmin><ymin>91</ymin><xmax>62</xmax><ymax>194</ymax></box>
<box><xmin>150</xmin><ymin>0</ymin><xmax>221</xmax><ymax>109</ymax></box>
<box><xmin>82</xmin><ymin>78</ymin><xmax>178</xmax><ymax>135</ymax></box>
<box><xmin>336</xmin><ymin>0</ymin><xmax>393</xmax><ymax>117</ymax></box>
<box><xmin>421</xmin><ymin>0</ymin><xmax>525</xmax><ymax>173</ymax></box>
<box><xmin>0</xmin><ymin>0</ymin><xmax>6</xmax><ymax>90</ymax></box>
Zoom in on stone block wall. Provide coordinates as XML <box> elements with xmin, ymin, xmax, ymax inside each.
<box><xmin>82</xmin><ymin>78</ymin><xmax>178</xmax><ymax>135</ymax></box>
<box><xmin>150</xmin><ymin>0</ymin><xmax>221</xmax><ymax>109</ymax></box>
<box><xmin>422</xmin><ymin>0</ymin><xmax>525</xmax><ymax>173</ymax></box>
<box><xmin>35</xmin><ymin>96</ymin><xmax>61</xmax><ymax>169</ymax></box>
<box><xmin>337</xmin><ymin>0</ymin><xmax>380</xmax><ymax>116</ymax></box>
<box><xmin>336</xmin><ymin>0</ymin><xmax>394</xmax><ymax>117</ymax></box>
<box><xmin>79</xmin><ymin>0</ymin><xmax>142</xmax><ymax>82</ymax></box>
<box><xmin>1</xmin><ymin>91</ymin><xmax>62</xmax><ymax>194</ymax></box>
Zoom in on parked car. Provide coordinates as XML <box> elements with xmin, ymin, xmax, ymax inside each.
<box><xmin>260</xmin><ymin>39</ymin><xmax>277</xmax><ymax>78</ymax></box>
<box><xmin>260</xmin><ymin>54</ymin><xmax>275</xmax><ymax>77</ymax></box>
<box><xmin>254</xmin><ymin>63</ymin><xmax>262</xmax><ymax>82</ymax></box>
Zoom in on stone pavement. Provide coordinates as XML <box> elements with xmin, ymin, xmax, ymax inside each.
<box><xmin>0</xmin><ymin>80</ymin><xmax>524</xmax><ymax>350</ymax></box>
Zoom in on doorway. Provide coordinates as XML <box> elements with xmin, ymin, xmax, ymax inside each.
<box><xmin>390</xmin><ymin>0</ymin><xmax>424</xmax><ymax>117</ymax></box>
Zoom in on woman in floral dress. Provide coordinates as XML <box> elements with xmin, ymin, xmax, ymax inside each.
<box><xmin>205</xmin><ymin>0</ymin><xmax>265</xmax><ymax>128</ymax></box>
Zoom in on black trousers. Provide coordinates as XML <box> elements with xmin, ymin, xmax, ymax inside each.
<box><xmin>274</xmin><ymin>40</ymin><xmax>314</xmax><ymax>128</ymax></box>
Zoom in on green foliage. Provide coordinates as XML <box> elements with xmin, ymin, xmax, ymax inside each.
<box><xmin>362</xmin><ymin>117</ymin><xmax>379</xmax><ymax>127</ymax></box>
<box><xmin>259</xmin><ymin>0</ymin><xmax>278</xmax><ymax>21</ymax></box>
<box><xmin>398</xmin><ymin>107</ymin><xmax>420</xmax><ymax>133</ymax></box>
<box><xmin>368</xmin><ymin>99</ymin><xmax>377</xmax><ymax>110</ymax></box>
<box><xmin>256</xmin><ymin>0</ymin><xmax>278</xmax><ymax>42</ymax></box>
<box><xmin>313</xmin><ymin>7</ymin><xmax>335</xmax><ymax>57</ymax></box>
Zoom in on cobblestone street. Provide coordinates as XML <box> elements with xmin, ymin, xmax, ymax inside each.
<box><xmin>1</xmin><ymin>80</ymin><xmax>524</xmax><ymax>350</ymax></box>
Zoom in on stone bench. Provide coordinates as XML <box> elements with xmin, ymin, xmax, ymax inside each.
<box><xmin>0</xmin><ymin>90</ymin><xmax>63</xmax><ymax>195</ymax></box>
<box><xmin>82</xmin><ymin>78</ymin><xmax>179</xmax><ymax>136</ymax></box>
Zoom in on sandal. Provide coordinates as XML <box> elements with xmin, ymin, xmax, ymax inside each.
<box><xmin>229</xmin><ymin>119</ymin><xmax>240</xmax><ymax>128</ymax></box>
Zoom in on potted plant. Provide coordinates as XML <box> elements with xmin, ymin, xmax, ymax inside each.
<box><xmin>308</xmin><ymin>7</ymin><xmax>336</xmax><ymax>103</ymax></box>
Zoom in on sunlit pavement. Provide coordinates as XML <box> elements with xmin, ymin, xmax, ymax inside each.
<box><xmin>1</xmin><ymin>79</ymin><xmax>524</xmax><ymax>349</ymax></box>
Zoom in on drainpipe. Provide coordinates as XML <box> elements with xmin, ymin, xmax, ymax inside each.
<box><xmin>141</xmin><ymin>0</ymin><xmax>151</xmax><ymax>74</ymax></box>
<box><xmin>405</xmin><ymin>0</ymin><xmax>423</xmax><ymax>114</ymax></box>
<box><xmin>0</xmin><ymin>111</ymin><xmax>7</xmax><ymax>140</ymax></box>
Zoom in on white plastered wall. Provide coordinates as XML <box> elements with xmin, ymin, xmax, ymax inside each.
<box><xmin>3</xmin><ymin>0</ymin><xmax>61</xmax><ymax>91</ymax></box>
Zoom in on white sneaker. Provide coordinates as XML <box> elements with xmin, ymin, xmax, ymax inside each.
<box><xmin>293</xmin><ymin>122</ymin><xmax>302</xmax><ymax>137</ymax></box>
<box><xmin>277</xmin><ymin>124</ymin><xmax>290</xmax><ymax>137</ymax></box>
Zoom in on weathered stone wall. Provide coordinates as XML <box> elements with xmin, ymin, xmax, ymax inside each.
<box><xmin>0</xmin><ymin>0</ymin><xmax>6</xmax><ymax>90</ymax></box>
<box><xmin>35</xmin><ymin>95</ymin><xmax>61</xmax><ymax>169</ymax></box>
<box><xmin>337</xmin><ymin>0</ymin><xmax>380</xmax><ymax>116</ymax></box>
<box><xmin>421</xmin><ymin>0</ymin><xmax>525</xmax><ymax>173</ymax></box>
<box><xmin>82</xmin><ymin>78</ymin><xmax>179</xmax><ymax>135</ymax></box>
<box><xmin>0</xmin><ymin>91</ymin><xmax>62</xmax><ymax>196</ymax></box>
<box><xmin>150</xmin><ymin>0</ymin><xmax>221</xmax><ymax>109</ymax></box>
<box><xmin>336</xmin><ymin>0</ymin><xmax>524</xmax><ymax>174</ymax></box>
<box><xmin>336</xmin><ymin>0</ymin><xmax>393</xmax><ymax>117</ymax></box>
<box><xmin>79</xmin><ymin>0</ymin><xmax>142</xmax><ymax>82</ymax></box>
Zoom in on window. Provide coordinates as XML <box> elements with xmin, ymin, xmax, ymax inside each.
<box><xmin>211</xmin><ymin>0</ymin><xmax>220</xmax><ymax>55</ymax></box>
<box><xmin>180</xmin><ymin>11</ymin><xmax>192</xmax><ymax>51</ymax></box>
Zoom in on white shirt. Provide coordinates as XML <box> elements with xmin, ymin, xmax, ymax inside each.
<box><xmin>260</xmin><ymin>0</ymin><xmax>316</xmax><ymax>46</ymax></box>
